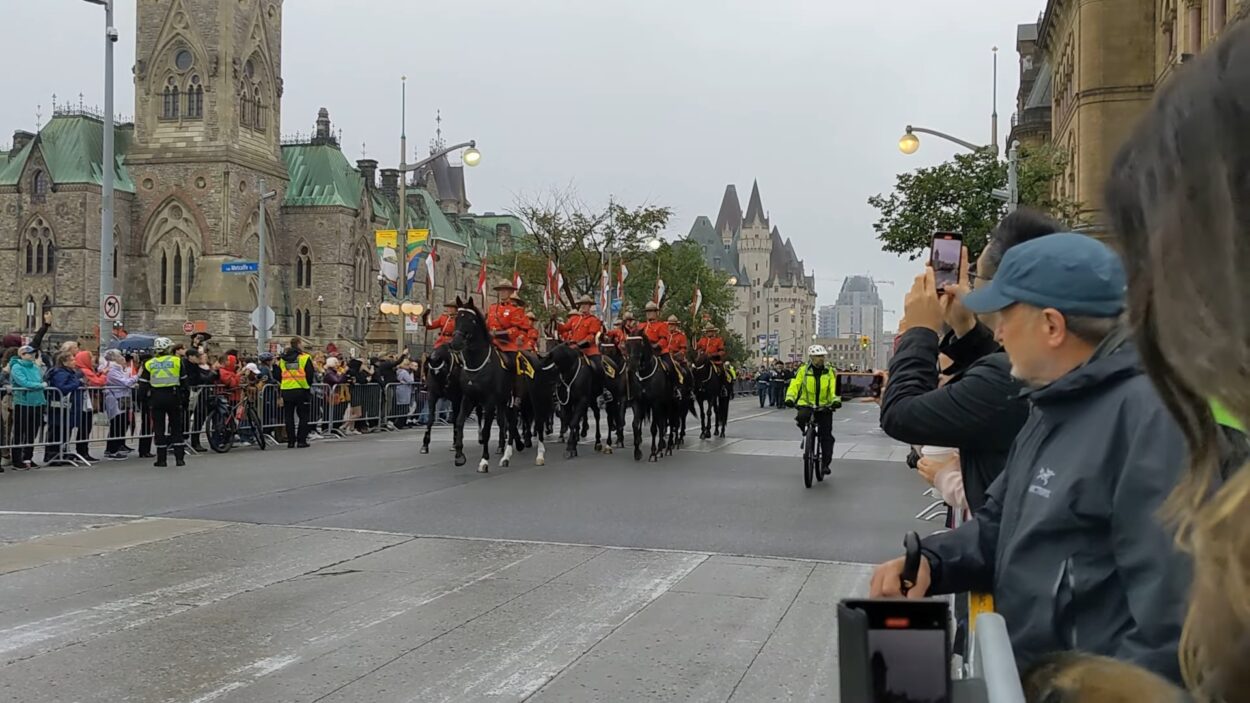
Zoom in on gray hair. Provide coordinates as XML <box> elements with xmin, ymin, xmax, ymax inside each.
<box><xmin>103</xmin><ymin>349</ymin><xmax>125</xmax><ymax>363</ymax></box>
<box><xmin>1064</xmin><ymin>314</ymin><xmax>1119</xmax><ymax>346</ymax></box>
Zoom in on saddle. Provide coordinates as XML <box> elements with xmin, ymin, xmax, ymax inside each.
<box><xmin>515</xmin><ymin>350</ymin><xmax>537</xmax><ymax>379</ymax></box>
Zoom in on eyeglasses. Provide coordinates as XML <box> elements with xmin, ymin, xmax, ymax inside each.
<box><xmin>968</xmin><ymin>271</ymin><xmax>990</xmax><ymax>290</ymax></box>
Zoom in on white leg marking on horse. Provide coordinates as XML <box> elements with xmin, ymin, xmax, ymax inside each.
<box><xmin>478</xmin><ymin>458</ymin><xmax>490</xmax><ymax>473</ymax></box>
<box><xmin>535</xmin><ymin>440</ymin><xmax>546</xmax><ymax>465</ymax></box>
<box><xmin>501</xmin><ymin>444</ymin><xmax>514</xmax><ymax>467</ymax></box>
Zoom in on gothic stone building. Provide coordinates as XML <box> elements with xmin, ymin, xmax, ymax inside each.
<box><xmin>0</xmin><ymin>0</ymin><xmax>511</xmax><ymax>351</ymax></box>
<box><xmin>687</xmin><ymin>181</ymin><xmax>817</xmax><ymax>364</ymax></box>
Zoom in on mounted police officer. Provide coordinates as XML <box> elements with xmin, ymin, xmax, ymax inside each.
<box><xmin>139</xmin><ymin>336</ymin><xmax>190</xmax><ymax>467</ymax></box>
<box><xmin>279</xmin><ymin>337</ymin><xmax>315</xmax><ymax>448</ymax></box>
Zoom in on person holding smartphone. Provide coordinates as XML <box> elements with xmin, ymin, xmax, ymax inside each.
<box><xmin>870</xmin><ymin>233</ymin><xmax>1191</xmax><ymax>683</ymax></box>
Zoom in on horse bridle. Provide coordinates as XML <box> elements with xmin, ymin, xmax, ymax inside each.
<box><xmin>555</xmin><ymin>353</ymin><xmax>582</xmax><ymax>407</ymax></box>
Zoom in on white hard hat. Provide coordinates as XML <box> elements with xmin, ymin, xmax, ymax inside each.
<box><xmin>808</xmin><ymin>344</ymin><xmax>828</xmax><ymax>357</ymax></box>
<box><xmin>153</xmin><ymin>337</ymin><xmax>173</xmax><ymax>353</ymax></box>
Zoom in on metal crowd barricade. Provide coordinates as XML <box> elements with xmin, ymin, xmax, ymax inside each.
<box><xmin>382</xmin><ymin>382</ymin><xmax>420</xmax><ymax>430</ymax></box>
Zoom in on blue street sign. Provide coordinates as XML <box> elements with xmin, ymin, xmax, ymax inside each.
<box><xmin>610</xmin><ymin>298</ymin><xmax>622</xmax><ymax>313</ymax></box>
<box><xmin>222</xmin><ymin>261</ymin><xmax>259</xmax><ymax>274</ymax></box>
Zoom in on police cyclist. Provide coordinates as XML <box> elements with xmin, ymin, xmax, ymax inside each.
<box><xmin>279</xmin><ymin>337</ymin><xmax>316</xmax><ymax>448</ymax></box>
<box><xmin>785</xmin><ymin>344</ymin><xmax>841</xmax><ymax>476</ymax></box>
<box><xmin>139</xmin><ymin>336</ymin><xmax>191</xmax><ymax>467</ymax></box>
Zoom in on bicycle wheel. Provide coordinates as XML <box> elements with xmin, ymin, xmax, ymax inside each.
<box><xmin>248</xmin><ymin>407</ymin><xmax>267</xmax><ymax>450</ymax></box>
<box><xmin>206</xmin><ymin>410</ymin><xmax>234</xmax><ymax>453</ymax></box>
<box><xmin>803</xmin><ymin>425</ymin><xmax>814</xmax><ymax>488</ymax></box>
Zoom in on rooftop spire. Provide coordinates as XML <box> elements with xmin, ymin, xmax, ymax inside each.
<box><xmin>429</xmin><ymin>109</ymin><xmax>446</xmax><ymax>155</ymax></box>
<box><xmin>744</xmin><ymin>179</ymin><xmax>767</xmax><ymax>226</ymax></box>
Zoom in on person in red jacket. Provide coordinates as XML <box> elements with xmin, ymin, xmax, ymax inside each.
<box><xmin>563</xmin><ymin>294</ymin><xmax>604</xmax><ymax>371</ymax></box>
<box><xmin>639</xmin><ymin>302</ymin><xmax>670</xmax><ymax>354</ymax></box>
<box><xmin>485</xmin><ymin>279</ymin><xmax>522</xmax><ymax>354</ymax></box>
<box><xmin>696</xmin><ymin>324</ymin><xmax>729</xmax><ymax>381</ymax></box>
<box><xmin>555</xmin><ymin>305</ymin><xmax>583</xmax><ymax>342</ymax></box>
<box><xmin>510</xmin><ymin>294</ymin><xmax>536</xmax><ymax>353</ymax></box>
<box><xmin>602</xmin><ymin>319</ymin><xmax>627</xmax><ymax>350</ymax></box>
<box><xmin>666</xmin><ymin>315</ymin><xmax>689</xmax><ymax>363</ymax></box>
<box><xmin>423</xmin><ymin>302</ymin><xmax>458</xmax><ymax>349</ymax></box>
<box><xmin>524</xmin><ymin>311</ymin><xmax>541</xmax><ymax>353</ymax></box>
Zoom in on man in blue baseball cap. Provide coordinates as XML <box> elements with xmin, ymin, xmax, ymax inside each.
<box><xmin>871</xmin><ymin>233</ymin><xmax>1192</xmax><ymax>684</ymax></box>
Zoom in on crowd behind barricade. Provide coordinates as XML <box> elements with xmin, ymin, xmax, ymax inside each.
<box><xmin>0</xmin><ymin>324</ymin><xmax>468</xmax><ymax>471</ymax></box>
<box><xmin>863</xmin><ymin>21</ymin><xmax>1250</xmax><ymax>702</ymax></box>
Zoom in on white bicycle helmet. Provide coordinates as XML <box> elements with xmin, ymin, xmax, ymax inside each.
<box><xmin>808</xmin><ymin>344</ymin><xmax>828</xmax><ymax>357</ymax></box>
<box><xmin>152</xmin><ymin>336</ymin><xmax>173</xmax><ymax>353</ymax></box>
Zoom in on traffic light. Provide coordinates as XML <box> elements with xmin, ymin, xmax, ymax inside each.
<box><xmin>859</xmin><ymin>335</ymin><xmax>870</xmax><ymax>350</ymax></box>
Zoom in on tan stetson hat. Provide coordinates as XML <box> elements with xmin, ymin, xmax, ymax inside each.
<box><xmin>493</xmin><ymin>278</ymin><xmax>517</xmax><ymax>291</ymax></box>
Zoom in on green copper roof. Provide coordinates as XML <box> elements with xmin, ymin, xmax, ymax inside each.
<box><xmin>0</xmin><ymin>115</ymin><xmax>134</xmax><ymax>192</ymax></box>
<box><xmin>409</xmin><ymin>188</ymin><xmax>466</xmax><ymax>247</ymax></box>
<box><xmin>282</xmin><ymin>143</ymin><xmax>364</xmax><ymax>209</ymax></box>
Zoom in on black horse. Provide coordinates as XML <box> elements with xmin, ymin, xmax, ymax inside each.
<box><xmin>419</xmin><ymin>345</ymin><xmax>462</xmax><ymax>454</ymax></box>
<box><xmin>547</xmin><ymin>342</ymin><xmax>609</xmax><ymax>458</ymax></box>
<box><xmin>625</xmin><ymin>335</ymin><xmax>671</xmax><ymax>462</ymax></box>
<box><xmin>449</xmin><ymin>297</ymin><xmax>516</xmax><ymax>472</ymax></box>
<box><xmin>600</xmin><ymin>344</ymin><xmax>628</xmax><ymax>448</ymax></box>
<box><xmin>692</xmin><ymin>356</ymin><xmax>729</xmax><ymax>439</ymax></box>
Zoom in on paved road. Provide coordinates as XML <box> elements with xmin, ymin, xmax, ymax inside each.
<box><xmin>0</xmin><ymin>398</ymin><xmax>936</xmax><ymax>702</ymax></box>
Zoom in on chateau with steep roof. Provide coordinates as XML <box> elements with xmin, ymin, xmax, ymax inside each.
<box><xmin>687</xmin><ymin>181</ymin><xmax>816</xmax><ymax>363</ymax></box>
<box><xmin>0</xmin><ymin>0</ymin><xmax>521</xmax><ymax>350</ymax></box>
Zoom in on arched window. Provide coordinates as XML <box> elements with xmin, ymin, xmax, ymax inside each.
<box><xmin>25</xmin><ymin>242</ymin><xmax>33</xmax><ymax>274</ymax></box>
<box><xmin>113</xmin><ymin>245</ymin><xmax>119</xmax><ymax>279</ymax></box>
<box><xmin>353</xmin><ymin>244</ymin><xmax>371</xmax><ymax>294</ymax></box>
<box><xmin>173</xmin><ymin>247</ymin><xmax>184</xmax><ymax>305</ymax></box>
<box><xmin>45</xmin><ymin>242</ymin><xmax>54</xmax><ymax>273</ymax></box>
<box><xmin>32</xmin><ymin>170</ymin><xmax>48</xmax><ymax>201</ymax></box>
<box><xmin>304</xmin><ymin>310</ymin><xmax>312</xmax><ymax>336</ymax></box>
<box><xmin>253</xmin><ymin>85</ymin><xmax>265</xmax><ymax>131</ymax></box>
<box><xmin>187</xmin><ymin>75</ymin><xmax>203</xmax><ymax>119</ymax></box>
<box><xmin>160</xmin><ymin>251</ymin><xmax>169</xmax><ymax>305</ymax></box>
<box><xmin>296</xmin><ymin>245</ymin><xmax>312</xmax><ymax>288</ymax></box>
<box><xmin>163</xmin><ymin>77</ymin><xmax>180</xmax><ymax>119</ymax></box>
<box><xmin>40</xmin><ymin>296</ymin><xmax>51</xmax><ymax>323</ymax></box>
<box><xmin>239</xmin><ymin>87</ymin><xmax>251</xmax><ymax>126</ymax></box>
<box><xmin>34</xmin><ymin>242</ymin><xmax>44</xmax><ymax>274</ymax></box>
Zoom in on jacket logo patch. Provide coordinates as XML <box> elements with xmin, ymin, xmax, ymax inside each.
<box><xmin>1029</xmin><ymin>467</ymin><xmax>1055</xmax><ymax>498</ymax></box>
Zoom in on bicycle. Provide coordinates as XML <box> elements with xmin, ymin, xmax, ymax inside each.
<box><xmin>205</xmin><ymin>385</ymin><xmax>268</xmax><ymax>453</ymax></box>
<box><xmin>801</xmin><ymin>404</ymin><xmax>836</xmax><ymax>488</ymax></box>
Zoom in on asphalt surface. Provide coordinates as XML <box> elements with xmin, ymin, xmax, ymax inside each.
<box><xmin>0</xmin><ymin>397</ymin><xmax>937</xmax><ymax>702</ymax></box>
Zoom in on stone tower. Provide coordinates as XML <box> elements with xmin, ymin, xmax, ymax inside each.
<box><xmin>126</xmin><ymin>0</ymin><xmax>287</xmax><ymax>335</ymax></box>
<box><xmin>737</xmin><ymin>180</ymin><xmax>771</xmax><ymax>285</ymax></box>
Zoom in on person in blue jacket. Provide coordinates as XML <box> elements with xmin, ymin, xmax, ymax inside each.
<box><xmin>8</xmin><ymin>345</ymin><xmax>47</xmax><ymax>469</ymax></box>
<box><xmin>44</xmin><ymin>351</ymin><xmax>84</xmax><ymax>466</ymax></box>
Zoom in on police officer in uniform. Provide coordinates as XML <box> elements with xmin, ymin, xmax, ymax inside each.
<box><xmin>139</xmin><ymin>337</ymin><xmax>190</xmax><ymax>467</ymax></box>
<box><xmin>279</xmin><ymin>337</ymin><xmax>315</xmax><ymax>448</ymax></box>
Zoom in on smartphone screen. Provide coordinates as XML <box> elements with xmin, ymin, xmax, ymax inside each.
<box><xmin>844</xmin><ymin>600</ymin><xmax>951</xmax><ymax>703</ymax></box>
<box><xmin>930</xmin><ymin>233</ymin><xmax>963</xmax><ymax>292</ymax></box>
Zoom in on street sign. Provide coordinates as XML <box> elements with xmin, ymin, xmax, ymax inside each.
<box><xmin>102</xmin><ymin>295</ymin><xmax>122</xmax><ymax>321</ymax></box>
<box><xmin>405</xmin><ymin>314</ymin><xmax>423</xmax><ymax>332</ymax></box>
<box><xmin>610</xmin><ymin>298</ymin><xmax>622</xmax><ymax>313</ymax></box>
<box><xmin>182</xmin><ymin>321</ymin><xmax>195</xmax><ymax>334</ymax></box>
<box><xmin>222</xmin><ymin>261</ymin><xmax>259</xmax><ymax>274</ymax></box>
<box><xmin>249</xmin><ymin>306</ymin><xmax>276</xmax><ymax>332</ymax></box>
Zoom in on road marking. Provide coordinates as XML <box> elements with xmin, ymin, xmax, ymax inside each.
<box><xmin>0</xmin><ymin>517</ymin><xmax>229</xmax><ymax>575</ymax></box>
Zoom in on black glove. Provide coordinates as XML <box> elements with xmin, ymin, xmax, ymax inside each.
<box><xmin>784</xmin><ymin>399</ymin><xmax>795</xmax><ymax>408</ymax></box>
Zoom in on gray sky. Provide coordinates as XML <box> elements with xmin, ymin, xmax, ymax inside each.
<box><xmin>3</xmin><ymin>0</ymin><xmax>1041</xmax><ymax>328</ymax></box>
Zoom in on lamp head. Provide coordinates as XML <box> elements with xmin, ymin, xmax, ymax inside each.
<box><xmin>462</xmin><ymin>147</ymin><xmax>481</xmax><ymax>167</ymax></box>
<box><xmin>898</xmin><ymin>130</ymin><xmax>920</xmax><ymax>155</ymax></box>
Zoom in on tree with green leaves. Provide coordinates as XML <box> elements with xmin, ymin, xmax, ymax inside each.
<box><xmin>507</xmin><ymin>189</ymin><xmax>748</xmax><ymax>363</ymax></box>
<box><xmin>868</xmin><ymin>143</ymin><xmax>1082</xmax><ymax>259</ymax></box>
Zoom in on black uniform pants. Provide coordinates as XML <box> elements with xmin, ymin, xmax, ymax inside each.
<box><xmin>282</xmin><ymin>389</ymin><xmax>311</xmax><ymax>444</ymax></box>
<box><xmin>795</xmin><ymin>406</ymin><xmax>834</xmax><ymax>467</ymax></box>
<box><xmin>151</xmin><ymin>393</ymin><xmax>185</xmax><ymax>456</ymax></box>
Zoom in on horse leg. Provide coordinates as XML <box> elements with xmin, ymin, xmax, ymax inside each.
<box><xmin>592</xmin><ymin>403</ymin><xmax>609</xmax><ymax>454</ymax></box>
<box><xmin>499</xmin><ymin>403</ymin><xmax>516</xmax><ymax>469</ymax></box>
<box><xmin>565</xmin><ymin>400</ymin><xmax>583</xmax><ymax>459</ymax></box>
<box><xmin>633</xmin><ymin>403</ymin><xmax>644</xmax><ymax>461</ymax></box>
<box><xmin>421</xmin><ymin>389</ymin><xmax>436</xmax><ymax>454</ymax></box>
<box><xmin>453</xmin><ymin>400</ymin><xmax>468</xmax><ymax>467</ymax></box>
<box><xmin>478</xmin><ymin>403</ymin><xmax>494</xmax><ymax>473</ymax></box>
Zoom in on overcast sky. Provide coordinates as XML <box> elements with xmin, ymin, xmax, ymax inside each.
<box><xmin>3</xmin><ymin>0</ymin><xmax>1041</xmax><ymax>328</ymax></box>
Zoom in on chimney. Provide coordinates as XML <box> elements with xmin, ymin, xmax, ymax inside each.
<box><xmin>315</xmin><ymin>108</ymin><xmax>332</xmax><ymax>142</ymax></box>
<box><xmin>379</xmin><ymin>168</ymin><xmax>400</xmax><ymax>204</ymax></box>
<box><xmin>11</xmin><ymin>130</ymin><xmax>35</xmax><ymax>155</ymax></box>
<box><xmin>357</xmin><ymin>159</ymin><xmax>378</xmax><ymax>189</ymax></box>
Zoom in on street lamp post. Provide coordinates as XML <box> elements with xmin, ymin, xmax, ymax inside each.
<box><xmin>256</xmin><ymin>179</ymin><xmax>278</xmax><ymax>356</ymax></box>
<box><xmin>899</xmin><ymin>125</ymin><xmax>1020</xmax><ymax>213</ymax></box>
<box><xmin>83</xmin><ymin>0</ymin><xmax>117</xmax><ymax>348</ymax></box>
<box><xmin>392</xmin><ymin>78</ymin><xmax>480</xmax><ymax>353</ymax></box>
<box><xmin>316</xmin><ymin>295</ymin><xmax>324</xmax><ymax>333</ymax></box>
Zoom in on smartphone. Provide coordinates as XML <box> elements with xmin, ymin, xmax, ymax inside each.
<box><xmin>930</xmin><ymin>232</ymin><xmax>963</xmax><ymax>292</ymax></box>
<box><xmin>841</xmin><ymin>599</ymin><xmax>951</xmax><ymax>703</ymax></box>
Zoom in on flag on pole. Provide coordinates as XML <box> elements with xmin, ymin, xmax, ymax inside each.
<box><xmin>475</xmin><ymin>256</ymin><xmax>488</xmax><ymax>294</ymax></box>
<box><xmin>599</xmin><ymin>268</ymin><xmax>610</xmax><ymax>315</ymax></box>
<box><xmin>617</xmin><ymin>261</ymin><xmax>629</xmax><ymax>297</ymax></box>
<box><xmin>653</xmin><ymin>278</ymin><xmax>666</xmax><ymax>305</ymax></box>
<box><xmin>555</xmin><ymin>270</ymin><xmax>565</xmax><ymax>304</ymax></box>
<box><xmin>513</xmin><ymin>270</ymin><xmax>523</xmax><ymax>292</ymax></box>
<box><xmin>425</xmin><ymin>242</ymin><xmax>438</xmax><ymax>296</ymax></box>
<box><xmin>690</xmin><ymin>285</ymin><xmax>702</xmax><ymax>318</ymax></box>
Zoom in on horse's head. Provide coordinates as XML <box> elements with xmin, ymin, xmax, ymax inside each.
<box><xmin>625</xmin><ymin>334</ymin><xmax>650</xmax><ymax>366</ymax></box>
<box><xmin>548</xmin><ymin>341</ymin><xmax>580</xmax><ymax>370</ymax></box>
<box><xmin>450</xmin><ymin>296</ymin><xmax>487</xmax><ymax>352</ymax></box>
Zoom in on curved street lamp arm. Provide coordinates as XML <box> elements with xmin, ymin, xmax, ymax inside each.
<box><xmin>905</xmin><ymin>125</ymin><xmax>990</xmax><ymax>154</ymax></box>
<box><xmin>400</xmin><ymin>140</ymin><xmax>477</xmax><ymax>173</ymax></box>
